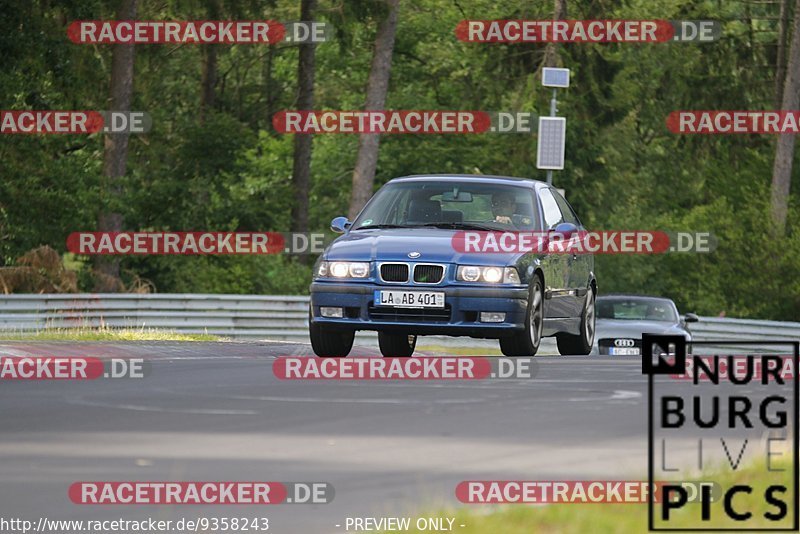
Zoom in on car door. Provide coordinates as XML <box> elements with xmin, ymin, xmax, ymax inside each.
<box><xmin>536</xmin><ymin>187</ymin><xmax>573</xmax><ymax>318</ymax></box>
<box><xmin>552</xmin><ymin>189</ymin><xmax>591</xmax><ymax>317</ymax></box>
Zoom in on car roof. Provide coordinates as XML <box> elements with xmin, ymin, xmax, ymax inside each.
<box><xmin>388</xmin><ymin>174</ymin><xmax>546</xmax><ymax>189</ymax></box>
<box><xmin>597</xmin><ymin>294</ymin><xmax>677</xmax><ymax>304</ymax></box>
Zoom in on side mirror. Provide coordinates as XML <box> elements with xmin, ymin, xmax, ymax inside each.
<box><xmin>684</xmin><ymin>312</ymin><xmax>699</xmax><ymax>323</ymax></box>
<box><xmin>330</xmin><ymin>216</ymin><xmax>351</xmax><ymax>234</ymax></box>
<box><xmin>552</xmin><ymin>222</ymin><xmax>578</xmax><ymax>239</ymax></box>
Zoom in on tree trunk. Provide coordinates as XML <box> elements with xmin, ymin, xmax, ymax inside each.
<box><xmin>541</xmin><ymin>0</ymin><xmax>567</xmax><ymax>68</ymax></box>
<box><xmin>263</xmin><ymin>43</ymin><xmax>276</xmax><ymax>131</ymax></box>
<box><xmin>94</xmin><ymin>0</ymin><xmax>137</xmax><ymax>292</ymax></box>
<box><xmin>771</xmin><ymin>0</ymin><xmax>800</xmax><ymax>235</ymax></box>
<box><xmin>200</xmin><ymin>45</ymin><xmax>217</xmax><ymax>122</ymax></box>
<box><xmin>290</xmin><ymin>0</ymin><xmax>318</xmax><ymax>234</ymax></box>
<box><xmin>200</xmin><ymin>0</ymin><xmax>221</xmax><ymax>124</ymax></box>
<box><xmin>775</xmin><ymin>0</ymin><xmax>790</xmax><ymax>107</ymax></box>
<box><xmin>348</xmin><ymin>0</ymin><xmax>400</xmax><ymax>220</ymax></box>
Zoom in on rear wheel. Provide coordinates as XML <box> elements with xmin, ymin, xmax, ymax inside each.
<box><xmin>378</xmin><ymin>332</ymin><xmax>417</xmax><ymax>357</ymax></box>
<box><xmin>556</xmin><ymin>288</ymin><xmax>595</xmax><ymax>355</ymax></box>
<box><xmin>309</xmin><ymin>310</ymin><xmax>355</xmax><ymax>357</ymax></box>
<box><xmin>500</xmin><ymin>275</ymin><xmax>543</xmax><ymax>356</ymax></box>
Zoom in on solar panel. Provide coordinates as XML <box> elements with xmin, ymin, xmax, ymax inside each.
<box><xmin>542</xmin><ymin>67</ymin><xmax>570</xmax><ymax>88</ymax></box>
<box><xmin>537</xmin><ymin>117</ymin><xmax>566</xmax><ymax>170</ymax></box>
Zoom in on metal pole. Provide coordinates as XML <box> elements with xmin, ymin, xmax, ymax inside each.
<box><xmin>546</xmin><ymin>88</ymin><xmax>557</xmax><ymax>185</ymax></box>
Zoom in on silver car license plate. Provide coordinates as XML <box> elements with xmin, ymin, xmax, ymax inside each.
<box><xmin>610</xmin><ymin>347</ymin><xmax>640</xmax><ymax>356</ymax></box>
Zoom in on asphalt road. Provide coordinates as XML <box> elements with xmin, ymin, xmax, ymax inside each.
<box><xmin>0</xmin><ymin>341</ymin><xmax>787</xmax><ymax>533</ymax></box>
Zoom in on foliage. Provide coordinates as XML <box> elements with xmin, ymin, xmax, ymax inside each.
<box><xmin>0</xmin><ymin>0</ymin><xmax>798</xmax><ymax>319</ymax></box>
<box><xmin>0</xmin><ymin>245</ymin><xmax>78</xmax><ymax>293</ymax></box>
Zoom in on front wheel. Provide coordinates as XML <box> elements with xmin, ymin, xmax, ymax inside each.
<box><xmin>556</xmin><ymin>288</ymin><xmax>595</xmax><ymax>355</ymax></box>
<box><xmin>309</xmin><ymin>311</ymin><xmax>355</xmax><ymax>357</ymax></box>
<box><xmin>500</xmin><ymin>275</ymin><xmax>544</xmax><ymax>356</ymax></box>
<box><xmin>378</xmin><ymin>332</ymin><xmax>417</xmax><ymax>357</ymax></box>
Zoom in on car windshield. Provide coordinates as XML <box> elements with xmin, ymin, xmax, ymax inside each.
<box><xmin>351</xmin><ymin>180</ymin><xmax>539</xmax><ymax>231</ymax></box>
<box><xmin>596</xmin><ymin>298</ymin><xmax>678</xmax><ymax>322</ymax></box>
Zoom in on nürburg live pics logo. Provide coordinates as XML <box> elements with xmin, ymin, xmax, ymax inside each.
<box><xmin>644</xmin><ymin>334</ymin><xmax>798</xmax><ymax>531</ymax></box>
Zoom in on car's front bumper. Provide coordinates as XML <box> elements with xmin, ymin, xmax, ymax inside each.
<box><xmin>595</xmin><ymin>333</ymin><xmax>693</xmax><ymax>355</ymax></box>
<box><xmin>309</xmin><ymin>281</ymin><xmax>528</xmax><ymax>337</ymax></box>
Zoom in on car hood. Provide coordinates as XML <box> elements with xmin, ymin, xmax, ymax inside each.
<box><xmin>325</xmin><ymin>228</ymin><xmax>521</xmax><ymax>264</ymax></box>
<box><xmin>595</xmin><ymin>319</ymin><xmax>690</xmax><ymax>340</ymax></box>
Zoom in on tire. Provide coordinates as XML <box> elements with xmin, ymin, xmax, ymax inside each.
<box><xmin>309</xmin><ymin>311</ymin><xmax>355</xmax><ymax>357</ymax></box>
<box><xmin>556</xmin><ymin>288</ymin><xmax>596</xmax><ymax>356</ymax></box>
<box><xmin>500</xmin><ymin>275</ymin><xmax>544</xmax><ymax>356</ymax></box>
<box><xmin>378</xmin><ymin>332</ymin><xmax>417</xmax><ymax>357</ymax></box>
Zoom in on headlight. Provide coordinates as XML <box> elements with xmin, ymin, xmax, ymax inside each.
<box><xmin>460</xmin><ymin>266</ymin><xmax>481</xmax><ymax>282</ymax></box>
<box><xmin>316</xmin><ymin>261</ymin><xmax>370</xmax><ymax>279</ymax></box>
<box><xmin>483</xmin><ymin>267</ymin><xmax>503</xmax><ymax>283</ymax></box>
<box><xmin>348</xmin><ymin>262</ymin><xmax>369</xmax><ymax>277</ymax></box>
<box><xmin>457</xmin><ymin>266</ymin><xmax>520</xmax><ymax>284</ymax></box>
<box><xmin>331</xmin><ymin>262</ymin><xmax>349</xmax><ymax>277</ymax></box>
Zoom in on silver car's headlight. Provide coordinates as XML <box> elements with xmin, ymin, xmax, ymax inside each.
<box><xmin>456</xmin><ymin>266</ymin><xmax>520</xmax><ymax>284</ymax></box>
<box><xmin>316</xmin><ymin>261</ymin><xmax>370</xmax><ymax>279</ymax></box>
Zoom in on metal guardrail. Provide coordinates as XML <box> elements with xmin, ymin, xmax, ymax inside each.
<box><xmin>0</xmin><ymin>294</ymin><xmax>798</xmax><ymax>348</ymax></box>
<box><xmin>0</xmin><ymin>294</ymin><xmax>309</xmax><ymax>339</ymax></box>
<box><xmin>686</xmin><ymin>316</ymin><xmax>800</xmax><ymax>353</ymax></box>
<box><xmin>687</xmin><ymin>316</ymin><xmax>800</xmax><ymax>342</ymax></box>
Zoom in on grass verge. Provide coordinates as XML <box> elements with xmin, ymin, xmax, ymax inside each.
<box><xmin>0</xmin><ymin>327</ymin><xmax>222</xmax><ymax>342</ymax></box>
<box><xmin>417</xmin><ymin>344</ymin><xmax>502</xmax><ymax>356</ymax></box>
<box><xmin>387</xmin><ymin>459</ymin><xmax>795</xmax><ymax>533</ymax></box>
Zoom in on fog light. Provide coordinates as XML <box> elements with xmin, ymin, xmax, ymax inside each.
<box><xmin>320</xmin><ymin>307</ymin><xmax>344</xmax><ymax>318</ymax></box>
<box><xmin>480</xmin><ymin>312</ymin><xmax>505</xmax><ymax>323</ymax></box>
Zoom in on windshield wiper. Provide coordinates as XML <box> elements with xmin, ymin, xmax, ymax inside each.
<box><xmin>352</xmin><ymin>223</ymin><xmax>408</xmax><ymax>230</ymax></box>
<box><xmin>416</xmin><ymin>222</ymin><xmax>502</xmax><ymax>231</ymax></box>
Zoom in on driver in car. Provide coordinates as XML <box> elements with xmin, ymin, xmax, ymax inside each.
<box><xmin>491</xmin><ymin>191</ymin><xmax>531</xmax><ymax>227</ymax></box>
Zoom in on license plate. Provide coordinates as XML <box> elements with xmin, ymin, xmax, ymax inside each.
<box><xmin>610</xmin><ymin>347</ymin><xmax>640</xmax><ymax>356</ymax></box>
<box><xmin>374</xmin><ymin>290</ymin><xmax>445</xmax><ymax>308</ymax></box>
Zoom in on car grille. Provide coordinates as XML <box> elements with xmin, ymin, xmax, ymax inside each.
<box><xmin>598</xmin><ymin>338</ymin><xmax>642</xmax><ymax>350</ymax></box>
<box><xmin>380</xmin><ymin>263</ymin><xmax>409</xmax><ymax>283</ymax></box>
<box><xmin>368</xmin><ymin>304</ymin><xmax>451</xmax><ymax>323</ymax></box>
<box><xmin>413</xmin><ymin>264</ymin><xmax>445</xmax><ymax>284</ymax></box>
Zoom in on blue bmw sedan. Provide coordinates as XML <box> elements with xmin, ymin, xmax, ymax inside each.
<box><xmin>309</xmin><ymin>175</ymin><xmax>597</xmax><ymax>357</ymax></box>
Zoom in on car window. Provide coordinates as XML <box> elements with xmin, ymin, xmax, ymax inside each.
<box><xmin>352</xmin><ymin>180</ymin><xmax>540</xmax><ymax>230</ymax></box>
<box><xmin>538</xmin><ymin>188</ymin><xmax>563</xmax><ymax>229</ymax></box>
<box><xmin>552</xmin><ymin>190</ymin><xmax>580</xmax><ymax>227</ymax></box>
<box><xmin>431</xmin><ymin>191</ymin><xmax>492</xmax><ymax>221</ymax></box>
<box><xmin>359</xmin><ymin>186</ymin><xmax>410</xmax><ymax>226</ymax></box>
<box><xmin>596</xmin><ymin>298</ymin><xmax>678</xmax><ymax>322</ymax></box>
